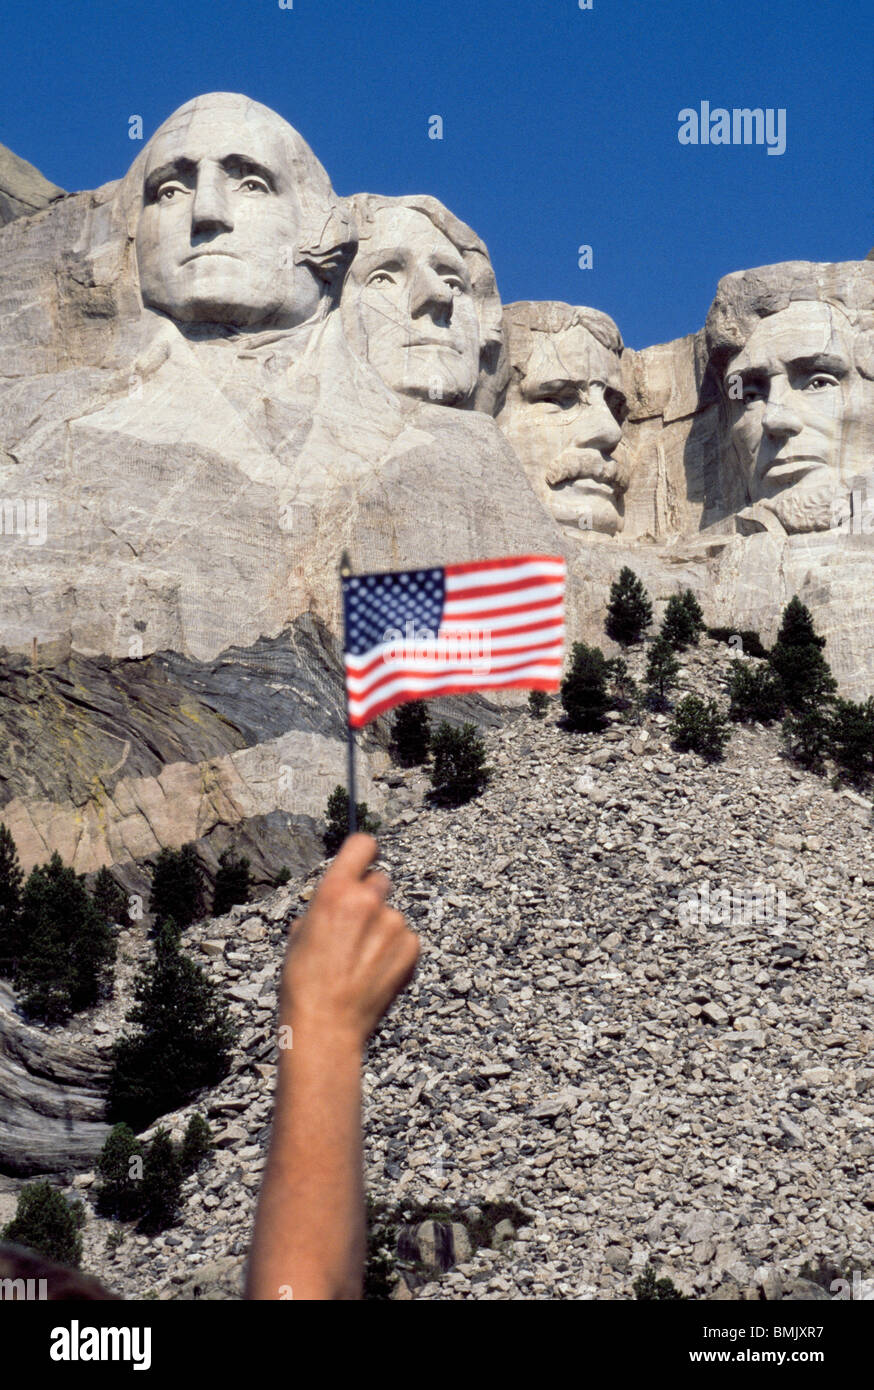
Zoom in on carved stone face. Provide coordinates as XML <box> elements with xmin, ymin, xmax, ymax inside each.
<box><xmin>341</xmin><ymin>206</ymin><xmax>481</xmax><ymax>405</ymax></box>
<box><xmin>135</xmin><ymin>98</ymin><xmax>324</xmax><ymax>329</ymax></box>
<box><xmin>500</xmin><ymin>324</ymin><xmax>628</xmax><ymax>536</ymax></box>
<box><xmin>724</xmin><ymin>301</ymin><xmax>868</xmax><ymax>533</ymax></box>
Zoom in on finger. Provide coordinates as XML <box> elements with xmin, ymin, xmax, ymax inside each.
<box><xmin>321</xmin><ymin>832</ymin><xmax>378</xmax><ymax>886</ymax></box>
<box><xmin>362</xmin><ymin>870</ymin><xmax>391</xmax><ymax>903</ymax></box>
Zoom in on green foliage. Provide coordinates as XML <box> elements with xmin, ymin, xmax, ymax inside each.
<box><xmin>633</xmin><ymin>1264</ymin><xmax>687</xmax><ymax>1300</ymax></box>
<box><xmin>0</xmin><ymin>822</ymin><xmax>23</xmax><ymax>978</ymax></box>
<box><xmin>605</xmin><ymin>567</ymin><xmax>653</xmax><ymax>646</ymax></box>
<box><xmin>604</xmin><ymin>655</ymin><xmax>638</xmax><ymax>712</ymax></box>
<box><xmin>728</xmin><ymin>660</ymin><xmax>785</xmax><ymax>723</ymax></box>
<box><xmin>180</xmin><ymin>1113</ymin><xmax>213</xmax><ymax>1175</ymax></box>
<box><xmin>768</xmin><ymin>597</ymin><xmax>837</xmax><ymax>714</ymax></box>
<box><xmin>390</xmin><ymin>701</ymin><xmax>432</xmax><ymax>766</ymax></box>
<box><xmin>212</xmin><ymin>849</ymin><xmax>252</xmax><ymax>917</ymax></box>
<box><xmin>707</xmin><ymin>627</ymin><xmax>769</xmax><ymax>659</ymax></box>
<box><xmin>428</xmin><ymin>722</ymin><xmax>491</xmax><ymax>807</ymax></box>
<box><xmin>148</xmin><ymin>844</ymin><xmax>206</xmax><ymax>931</ymax></box>
<box><xmin>92</xmin><ymin>866</ymin><xmax>130</xmax><ymax>929</ymax></box>
<box><xmin>95</xmin><ymin>1123</ymin><xmax>144</xmax><ymax>1221</ymax></box>
<box><xmin>644</xmin><ymin>635</ymin><xmax>680</xmax><ymax>704</ymax></box>
<box><xmin>107</xmin><ymin>919</ymin><xmax>236</xmax><ymax>1131</ymax></box>
<box><xmin>16</xmin><ymin>853</ymin><xmax>116</xmax><ymax>1024</ymax></box>
<box><xmin>1</xmin><ymin>1181</ymin><xmax>85</xmax><ymax>1268</ymax></box>
<box><xmin>561</xmin><ymin>643</ymin><xmax>611</xmax><ymax>731</ymax></box>
<box><xmin>528</xmin><ymin>689</ymin><xmax>550</xmax><ymax>719</ymax></box>
<box><xmin>670</xmin><ymin>695</ymin><xmax>731</xmax><ymax>762</ymax></box>
<box><xmin>137</xmin><ymin>1128</ymin><xmax>184</xmax><ymax>1236</ymax></box>
<box><xmin>324</xmin><ymin>785</ymin><xmax>381</xmax><ymax>854</ymax></box>
<box><xmin>829</xmin><ymin>697</ymin><xmax>874</xmax><ymax>787</ymax></box>
<box><xmin>272</xmin><ymin>866</ymin><xmax>292</xmax><ymax>887</ymax></box>
<box><xmin>781</xmin><ymin>707</ymin><xmax>833</xmax><ymax>772</ymax></box>
<box><xmin>660</xmin><ymin>590</ymin><xmax>705</xmax><ymax>651</ymax></box>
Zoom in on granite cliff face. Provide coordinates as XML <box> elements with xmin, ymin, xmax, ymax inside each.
<box><xmin>0</xmin><ymin>100</ymin><xmax>871</xmax><ymax>938</ymax></box>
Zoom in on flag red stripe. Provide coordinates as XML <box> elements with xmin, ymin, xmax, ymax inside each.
<box><xmin>346</xmin><ymin>653</ymin><xmax>563</xmax><ymax>704</ymax></box>
<box><xmin>348</xmin><ymin>674</ymin><xmax>561</xmax><ymax>727</ymax></box>
<box><xmin>345</xmin><ymin>621</ymin><xmax>564</xmax><ymax>679</ymax></box>
<box><xmin>445</xmin><ymin>554</ymin><xmax>564</xmax><ymax>577</ymax></box>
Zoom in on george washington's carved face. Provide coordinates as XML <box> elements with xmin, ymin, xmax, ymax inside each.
<box><xmin>135</xmin><ymin>98</ymin><xmax>324</xmax><ymax>329</ymax></box>
<box><xmin>723</xmin><ymin>300</ymin><xmax>871</xmax><ymax>532</ymax></box>
<box><xmin>341</xmin><ymin>206</ymin><xmax>481</xmax><ymax>405</ymax></box>
<box><xmin>500</xmin><ymin>323</ymin><xmax>629</xmax><ymax>536</ymax></box>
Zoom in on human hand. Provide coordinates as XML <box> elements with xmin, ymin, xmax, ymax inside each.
<box><xmin>280</xmin><ymin>834</ymin><xmax>419</xmax><ymax>1051</ymax></box>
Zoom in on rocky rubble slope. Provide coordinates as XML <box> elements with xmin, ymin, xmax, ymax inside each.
<box><xmin>14</xmin><ymin>638</ymin><xmax>873</xmax><ymax>1300</ymax></box>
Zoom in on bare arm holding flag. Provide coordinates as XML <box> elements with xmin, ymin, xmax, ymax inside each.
<box><xmin>246</xmin><ymin>834</ymin><xmax>419</xmax><ymax>1300</ymax></box>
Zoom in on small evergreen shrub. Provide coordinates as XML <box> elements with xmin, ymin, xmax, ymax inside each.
<box><xmin>671</xmin><ymin>695</ymin><xmax>730</xmax><ymax>762</ymax></box>
<box><xmin>528</xmin><ymin>690</ymin><xmax>550</xmax><ymax>719</ymax></box>
<box><xmin>428</xmin><ymin>723</ymin><xmax>491</xmax><ymax>807</ymax></box>
<box><xmin>180</xmin><ymin>1113</ymin><xmax>213</xmax><ymax>1175</ymax></box>
<box><xmin>633</xmin><ymin>1264</ymin><xmax>687</xmax><ymax>1300</ymax></box>
<box><xmin>644</xmin><ymin>635</ymin><xmax>680</xmax><ymax>705</ymax></box>
<box><xmin>148</xmin><ymin>844</ymin><xmax>206</xmax><ymax>931</ymax></box>
<box><xmin>324</xmin><ymin>786</ymin><xmax>381</xmax><ymax>854</ymax></box>
<box><xmin>660</xmin><ymin>590</ymin><xmax>704</xmax><ymax>651</ymax></box>
<box><xmin>605</xmin><ymin>567</ymin><xmax>653</xmax><ymax>646</ymax></box>
<box><xmin>92</xmin><ymin>866</ymin><xmax>131</xmax><ymax>928</ymax></box>
<box><xmin>2</xmin><ymin>1181</ymin><xmax>85</xmax><ymax>1268</ymax></box>
<box><xmin>212</xmin><ymin>849</ymin><xmax>252</xmax><ymax>917</ymax></box>
<box><xmin>137</xmin><ymin>1128</ymin><xmax>184</xmax><ymax>1236</ymax></box>
<box><xmin>272</xmin><ymin>866</ymin><xmax>292</xmax><ymax>887</ymax></box>
<box><xmin>16</xmin><ymin>853</ymin><xmax>116</xmax><ymax>1024</ymax></box>
<box><xmin>728</xmin><ymin>660</ymin><xmax>785</xmax><ymax>723</ymax></box>
<box><xmin>561</xmin><ymin>643</ymin><xmax>611</xmax><ymax>731</ymax></box>
<box><xmin>828</xmin><ymin>697</ymin><xmax>874</xmax><ymax>787</ymax></box>
<box><xmin>390</xmin><ymin>702</ymin><xmax>432</xmax><ymax>765</ymax></box>
<box><xmin>94</xmin><ymin>1123</ymin><xmax>145</xmax><ymax>1221</ymax></box>
<box><xmin>782</xmin><ymin>708</ymin><xmax>833</xmax><ymax>772</ymax></box>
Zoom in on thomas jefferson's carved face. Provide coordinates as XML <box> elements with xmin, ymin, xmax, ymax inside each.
<box><xmin>725</xmin><ymin>301</ymin><xmax>868</xmax><ymax>532</ymax></box>
<box><xmin>136</xmin><ymin>101</ymin><xmax>323</xmax><ymax>328</ymax></box>
<box><xmin>500</xmin><ymin>325</ymin><xmax>628</xmax><ymax>536</ymax></box>
<box><xmin>341</xmin><ymin>207</ymin><xmax>481</xmax><ymax>405</ymax></box>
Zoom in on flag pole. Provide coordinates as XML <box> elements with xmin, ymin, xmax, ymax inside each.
<box><xmin>339</xmin><ymin>549</ymin><xmax>357</xmax><ymax>836</ymax></box>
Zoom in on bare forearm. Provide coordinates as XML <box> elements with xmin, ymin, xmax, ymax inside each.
<box><xmin>246</xmin><ymin>1021</ymin><xmax>365</xmax><ymax>1300</ymax></box>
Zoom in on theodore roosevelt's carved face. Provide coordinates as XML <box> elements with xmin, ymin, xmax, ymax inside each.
<box><xmin>341</xmin><ymin>206</ymin><xmax>481</xmax><ymax>405</ymax></box>
<box><xmin>500</xmin><ymin>320</ymin><xmax>629</xmax><ymax>536</ymax></box>
<box><xmin>135</xmin><ymin>98</ymin><xmax>324</xmax><ymax>329</ymax></box>
<box><xmin>724</xmin><ymin>301</ymin><xmax>870</xmax><ymax>533</ymax></box>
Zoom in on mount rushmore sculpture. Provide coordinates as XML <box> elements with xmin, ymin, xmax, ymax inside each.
<box><xmin>0</xmin><ymin>91</ymin><xmax>872</xmax><ymax>884</ymax></box>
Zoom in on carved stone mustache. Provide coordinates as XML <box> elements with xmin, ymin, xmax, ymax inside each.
<box><xmin>544</xmin><ymin>447</ymin><xmax>630</xmax><ymax>493</ymax></box>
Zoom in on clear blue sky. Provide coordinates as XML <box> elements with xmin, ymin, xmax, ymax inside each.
<box><xmin>2</xmin><ymin>0</ymin><xmax>871</xmax><ymax>347</ymax></box>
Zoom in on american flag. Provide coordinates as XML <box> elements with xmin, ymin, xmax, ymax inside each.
<box><xmin>342</xmin><ymin>553</ymin><xmax>566</xmax><ymax>728</ymax></box>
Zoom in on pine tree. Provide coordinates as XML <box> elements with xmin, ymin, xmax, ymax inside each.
<box><xmin>671</xmin><ymin>695</ymin><xmax>731</xmax><ymax>762</ymax></box>
<box><xmin>180</xmin><ymin>1113</ymin><xmax>213</xmax><ymax>1176</ymax></box>
<box><xmin>644</xmin><ymin>635</ymin><xmax>680</xmax><ymax>704</ymax></box>
<box><xmin>0</xmin><ymin>822</ymin><xmax>24</xmax><ymax>978</ymax></box>
<box><xmin>148</xmin><ymin>844</ymin><xmax>206</xmax><ymax>931</ymax></box>
<box><xmin>92</xmin><ymin>866</ymin><xmax>131</xmax><ymax>928</ymax></box>
<box><xmin>829</xmin><ymin>697</ymin><xmax>874</xmax><ymax>787</ymax></box>
<box><xmin>324</xmin><ymin>786</ymin><xmax>381</xmax><ymax>854</ymax></box>
<box><xmin>16</xmin><ymin>853</ymin><xmax>116</xmax><ymax>1024</ymax></box>
<box><xmin>2</xmin><ymin>1181</ymin><xmax>85</xmax><ymax>1267</ymax></box>
<box><xmin>728</xmin><ymin>660</ymin><xmax>785</xmax><ymax>723</ymax></box>
<box><xmin>390</xmin><ymin>702</ymin><xmax>432</xmax><ymax>765</ymax></box>
<box><xmin>95</xmin><ymin>1123</ymin><xmax>145</xmax><ymax>1221</ymax></box>
<box><xmin>660</xmin><ymin>590</ymin><xmax>704</xmax><ymax>651</ymax></box>
<box><xmin>561</xmin><ymin>643</ymin><xmax>611</xmax><ymax>731</ymax></box>
<box><xmin>605</xmin><ymin>567</ymin><xmax>653</xmax><ymax>646</ymax></box>
<box><xmin>428</xmin><ymin>722</ymin><xmax>491</xmax><ymax>806</ymax></box>
<box><xmin>106</xmin><ymin>919</ymin><xmax>236</xmax><ymax>1130</ymax></box>
<box><xmin>528</xmin><ymin>690</ymin><xmax>550</xmax><ymax>719</ymax></box>
<box><xmin>137</xmin><ymin>1129</ymin><xmax>184</xmax><ymax>1235</ymax></box>
<box><xmin>768</xmin><ymin>597</ymin><xmax>837</xmax><ymax>714</ymax></box>
<box><xmin>782</xmin><ymin>707</ymin><xmax>832</xmax><ymax>772</ymax></box>
<box><xmin>212</xmin><ymin>849</ymin><xmax>252</xmax><ymax>917</ymax></box>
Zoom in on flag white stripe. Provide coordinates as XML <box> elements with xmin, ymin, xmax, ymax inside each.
<box><xmin>439</xmin><ymin>601</ymin><xmax>565</xmax><ymax>634</ymax></box>
<box><xmin>345</xmin><ymin>643</ymin><xmax>564</xmax><ymax>695</ymax></box>
<box><xmin>442</xmin><ymin>580</ymin><xmax>565</xmax><ymax>616</ymax></box>
<box><xmin>348</xmin><ymin>664</ymin><xmax>562</xmax><ymax>716</ymax></box>
<box><xmin>344</xmin><ymin>624</ymin><xmax>565</xmax><ymax>671</ymax></box>
<box><xmin>445</xmin><ymin>559</ymin><xmax>566</xmax><ymax>591</ymax></box>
